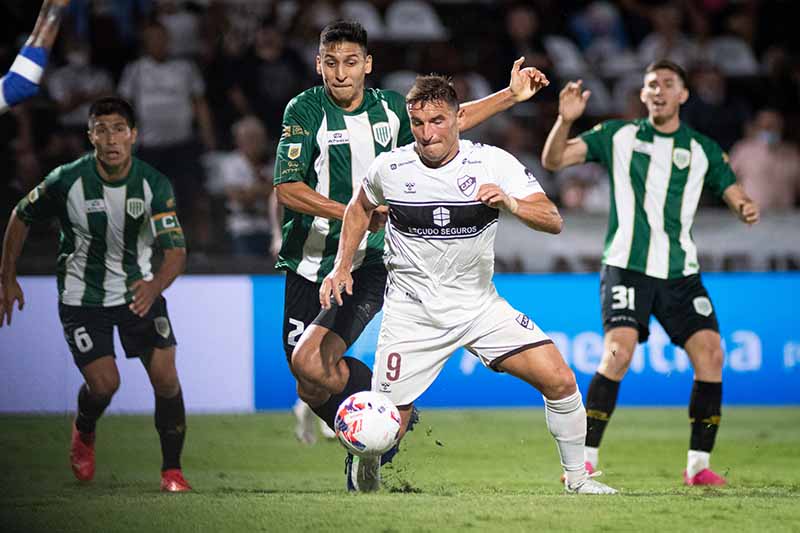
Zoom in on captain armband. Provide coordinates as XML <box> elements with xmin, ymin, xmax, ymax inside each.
<box><xmin>151</xmin><ymin>211</ymin><xmax>186</xmax><ymax>248</ymax></box>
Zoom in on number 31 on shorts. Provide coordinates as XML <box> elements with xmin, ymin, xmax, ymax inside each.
<box><xmin>611</xmin><ymin>285</ymin><xmax>635</xmax><ymax>311</ymax></box>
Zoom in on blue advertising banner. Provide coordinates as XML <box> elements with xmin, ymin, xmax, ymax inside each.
<box><xmin>253</xmin><ymin>273</ymin><xmax>800</xmax><ymax>409</ymax></box>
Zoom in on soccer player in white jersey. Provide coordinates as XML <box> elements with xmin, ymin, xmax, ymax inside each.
<box><xmin>541</xmin><ymin>60</ymin><xmax>760</xmax><ymax>486</ymax></box>
<box><xmin>0</xmin><ymin>0</ymin><xmax>70</xmax><ymax>114</ymax></box>
<box><xmin>1</xmin><ymin>97</ymin><xmax>191</xmax><ymax>492</ymax></box>
<box><xmin>274</xmin><ymin>20</ymin><xmax>549</xmax><ymax>458</ymax></box>
<box><xmin>320</xmin><ymin>75</ymin><xmax>617</xmax><ymax>495</ymax></box>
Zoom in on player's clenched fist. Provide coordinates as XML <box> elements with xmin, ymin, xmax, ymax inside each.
<box><xmin>477</xmin><ymin>184</ymin><xmax>519</xmax><ymax>214</ymax></box>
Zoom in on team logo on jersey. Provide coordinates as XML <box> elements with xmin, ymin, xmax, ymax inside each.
<box><xmin>404</xmin><ymin>181</ymin><xmax>416</xmax><ymax>194</ymax></box>
<box><xmin>372</xmin><ymin>122</ymin><xmax>391</xmax><ymax>147</ymax></box>
<box><xmin>287</xmin><ymin>143</ymin><xmax>302</xmax><ymax>160</ymax></box>
<box><xmin>633</xmin><ymin>140</ymin><xmax>653</xmax><ymax>155</ymax></box>
<box><xmin>154</xmin><ymin>317</ymin><xmax>171</xmax><ymax>338</ymax></box>
<box><xmin>126</xmin><ymin>198</ymin><xmax>145</xmax><ymax>219</ymax></box>
<box><xmin>85</xmin><ymin>199</ymin><xmax>106</xmax><ymax>213</ymax></box>
<box><xmin>457</xmin><ymin>175</ymin><xmax>476</xmax><ymax>197</ymax></box>
<box><xmin>516</xmin><ymin>313</ymin><xmax>535</xmax><ymax>330</ymax></box>
<box><xmin>326</xmin><ymin>130</ymin><xmax>349</xmax><ymax>145</ymax></box>
<box><xmin>379</xmin><ymin>381</ymin><xmax>392</xmax><ymax>393</ymax></box>
<box><xmin>693</xmin><ymin>297</ymin><xmax>713</xmax><ymax>317</ymax></box>
<box><xmin>432</xmin><ymin>207</ymin><xmax>450</xmax><ymax>227</ymax></box>
<box><xmin>524</xmin><ymin>168</ymin><xmax>539</xmax><ymax>185</ymax></box>
<box><xmin>673</xmin><ymin>148</ymin><xmax>691</xmax><ymax>170</ymax></box>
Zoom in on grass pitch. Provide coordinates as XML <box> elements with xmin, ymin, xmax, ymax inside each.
<box><xmin>1</xmin><ymin>407</ymin><xmax>799</xmax><ymax>532</ymax></box>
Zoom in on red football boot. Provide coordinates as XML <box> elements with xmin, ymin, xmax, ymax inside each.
<box><xmin>684</xmin><ymin>468</ymin><xmax>727</xmax><ymax>486</ymax></box>
<box><xmin>70</xmin><ymin>423</ymin><xmax>95</xmax><ymax>482</ymax></box>
<box><xmin>160</xmin><ymin>469</ymin><xmax>192</xmax><ymax>492</ymax></box>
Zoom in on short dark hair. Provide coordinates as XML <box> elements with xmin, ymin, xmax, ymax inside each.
<box><xmin>319</xmin><ymin>20</ymin><xmax>368</xmax><ymax>51</ymax></box>
<box><xmin>406</xmin><ymin>75</ymin><xmax>459</xmax><ymax>110</ymax></box>
<box><xmin>645</xmin><ymin>60</ymin><xmax>688</xmax><ymax>86</ymax></box>
<box><xmin>88</xmin><ymin>96</ymin><xmax>136</xmax><ymax>128</ymax></box>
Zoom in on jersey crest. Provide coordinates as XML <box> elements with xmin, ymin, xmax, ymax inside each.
<box><xmin>672</xmin><ymin>147</ymin><xmax>691</xmax><ymax>170</ymax></box>
<box><xmin>372</xmin><ymin>122</ymin><xmax>391</xmax><ymax>147</ymax></box>
<box><xmin>126</xmin><ymin>198</ymin><xmax>145</xmax><ymax>219</ymax></box>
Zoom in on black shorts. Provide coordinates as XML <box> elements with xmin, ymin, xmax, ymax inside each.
<box><xmin>600</xmin><ymin>265</ymin><xmax>719</xmax><ymax>347</ymax></box>
<box><xmin>282</xmin><ymin>264</ymin><xmax>387</xmax><ymax>364</ymax></box>
<box><xmin>59</xmin><ymin>296</ymin><xmax>177</xmax><ymax>368</ymax></box>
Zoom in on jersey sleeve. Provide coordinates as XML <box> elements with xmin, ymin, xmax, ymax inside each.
<box><xmin>701</xmin><ymin>139</ymin><xmax>737</xmax><ymax>197</ymax></box>
<box><xmin>148</xmin><ymin>177</ymin><xmax>186</xmax><ymax>249</ymax></box>
<box><xmin>14</xmin><ymin>167</ymin><xmax>64</xmax><ymax>224</ymax></box>
<box><xmin>579</xmin><ymin>120</ymin><xmax>623</xmax><ymax>166</ymax></box>
<box><xmin>383</xmin><ymin>90</ymin><xmax>414</xmax><ymax>146</ymax></box>
<box><xmin>489</xmin><ymin>146</ymin><xmax>544</xmax><ymax>198</ymax></box>
<box><xmin>361</xmin><ymin>156</ymin><xmax>385</xmax><ymax>207</ymax></box>
<box><xmin>273</xmin><ymin>95</ymin><xmax>319</xmax><ymax>186</ymax></box>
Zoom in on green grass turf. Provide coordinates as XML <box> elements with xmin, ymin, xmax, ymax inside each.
<box><xmin>1</xmin><ymin>407</ymin><xmax>799</xmax><ymax>532</ymax></box>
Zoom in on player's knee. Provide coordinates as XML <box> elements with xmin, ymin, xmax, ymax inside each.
<box><xmin>151</xmin><ymin>371</ymin><xmax>179</xmax><ymax>397</ymax></box>
<box><xmin>88</xmin><ymin>374</ymin><xmax>120</xmax><ymax>398</ymax></box>
<box><xmin>544</xmin><ymin>368</ymin><xmax>578</xmax><ymax>400</ymax></box>
<box><xmin>291</xmin><ymin>342</ymin><xmax>322</xmax><ymax>383</ymax></box>
<box><xmin>703</xmin><ymin>342</ymin><xmax>725</xmax><ymax>371</ymax></box>
<box><xmin>601</xmin><ymin>339</ymin><xmax>635</xmax><ymax>378</ymax></box>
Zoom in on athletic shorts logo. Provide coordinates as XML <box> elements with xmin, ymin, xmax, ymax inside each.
<box><xmin>126</xmin><ymin>198</ymin><xmax>145</xmax><ymax>219</ymax></box>
<box><xmin>432</xmin><ymin>207</ymin><xmax>450</xmax><ymax>227</ymax></box>
<box><xmin>372</xmin><ymin>122</ymin><xmax>391</xmax><ymax>147</ymax></box>
<box><xmin>673</xmin><ymin>148</ymin><xmax>691</xmax><ymax>170</ymax></box>
<box><xmin>154</xmin><ymin>316</ymin><xmax>171</xmax><ymax>338</ymax></box>
<box><xmin>458</xmin><ymin>175</ymin><xmax>476</xmax><ymax>197</ymax></box>
<box><xmin>287</xmin><ymin>143</ymin><xmax>302</xmax><ymax>160</ymax></box>
<box><xmin>693</xmin><ymin>296</ymin><xmax>713</xmax><ymax>317</ymax></box>
<box><xmin>516</xmin><ymin>313</ymin><xmax>535</xmax><ymax>330</ymax></box>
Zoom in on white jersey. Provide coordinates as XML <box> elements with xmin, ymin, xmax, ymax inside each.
<box><xmin>362</xmin><ymin>139</ymin><xmax>544</xmax><ymax>327</ymax></box>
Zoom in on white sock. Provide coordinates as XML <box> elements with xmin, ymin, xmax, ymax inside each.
<box><xmin>584</xmin><ymin>446</ymin><xmax>599</xmax><ymax>469</ymax></box>
<box><xmin>687</xmin><ymin>450</ymin><xmax>710</xmax><ymax>478</ymax></box>
<box><xmin>544</xmin><ymin>390</ymin><xmax>587</xmax><ymax>486</ymax></box>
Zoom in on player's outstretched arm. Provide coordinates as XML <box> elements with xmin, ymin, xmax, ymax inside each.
<box><xmin>0</xmin><ymin>210</ymin><xmax>30</xmax><ymax>327</ymax></box>
<box><xmin>0</xmin><ymin>0</ymin><xmax>70</xmax><ymax>114</ymax></box>
<box><xmin>275</xmin><ymin>182</ymin><xmax>347</xmax><ymax>221</ymax></box>
<box><xmin>319</xmin><ymin>187</ymin><xmax>376</xmax><ymax>309</ymax></box>
<box><xmin>477</xmin><ymin>185</ymin><xmax>562</xmax><ymax>234</ymax></box>
<box><xmin>129</xmin><ymin>248</ymin><xmax>186</xmax><ymax>318</ymax></box>
<box><xmin>722</xmin><ymin>183</ymin><xmax>760</xmax><ymax>225</ymax></box>
<box><xmin>541</xmin><ymin>80</ymin><xmax>592</xmax><ymax>171</ymax></box>
<box><xmin>458</xmin><ymin>57</ymin><xmax>549</xmax><ymax>132</ymax></box>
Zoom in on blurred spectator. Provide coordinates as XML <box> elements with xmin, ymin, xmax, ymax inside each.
<box><xmin>730</xmin><ymin>109</ymin><xmax>800</xmax><ymax>210</ymax></box>
<box><xmin>681</xmin><ymin>63</ymin><xmax>750</xmax><ymax>151</ymax></box>
<box><xmin>638</xmin><ymin>3</ymin><xmax>696</xmax><ymax>69</ymax></box>
<box><xmin>154</xmin><ymin>0</ymin><xmax>203</xmax><ymax>59</ymax></box>
<box><xmin>496</xmin><ymin>4</ymin><xmax>553</xmax><ymax>78</ymax></box>
<box><xmin>231</xmin><ymin>19</ymin><xmax>311</xmax><ymax>139</ymax></box>
<box><xmin>219</xmin><ymin>116</ymin><xmax>281</xmax><ymax>258</ymax></box>
<box><xmin>556</xmin><ymin>163</ymin><xmax>610</xmax><ymax>214</ymax></box>
<box><xmin>385</xmin><ymin>0</ymin><xmax>447</xmax><ymax>42</ymax></box>
<box><xmin>499</xmin><ymin>117</ymin><xmax>555</xmax><ymax>198</ymax></box>
<box><xmin>118</xmin><ymin>20</ymin><xmax>215</xmax><ymax>248</ymax></box>
<box><xmin>760</xmin><ymin>46</ymin><xmax>800</xmax><ymax>115</ymax></box>
<box><xmin>571</xmin><ymin>1</ymin><xmax>638</xmax><ymax>78</ymax></box>
<box><xmin>46</xmin><ymin>38</ymin><xmax>114</xmax><ymax>158</ymax></box>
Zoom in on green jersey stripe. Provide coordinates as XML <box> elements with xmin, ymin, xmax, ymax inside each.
<box><xmin>319</xmin><ymin>110</ymin><xmax>351</xmax><ymax>282</ymax></box>
<box><xmin>664</xmin><ymin>135</ymin><xmax>692</xmax><ymax>277</ymax></box>
<box><xmin>81</xmin><ymin>176</ymin><xmax>108</xmax><ymax>305</ymax></box>
<box><xmin>680</xmin><ymin>139</ymin><xmax>708</xmax><ymax>275</ymax></box>
<box><xmin>123</xmin><ymin>172</ymin><xmax>145</xmax><ymax>300</ymax></box>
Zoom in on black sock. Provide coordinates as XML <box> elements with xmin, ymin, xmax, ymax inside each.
<box><xmin>310</xmin><ymin>356</ymin><xmax>372</xmax><ymax>431</ymax></box>
<box><xmin>155</xmin><ymin>388</ymin><xmax>186</xmax><ymax>471</ymax></box>
<box><xmin>75</xmin><ymin>384</ymin><xmax>112</xmax><ymax>435</ymax></box>
<box><xmin>585</xmin><ymin>372</ymin><xmax>621</xmax><ymax>448</ymax></box>
<box><xmin>689</xmin><ymin>380</ymin><xmax>722</xmax><ymax>452</ymax></box>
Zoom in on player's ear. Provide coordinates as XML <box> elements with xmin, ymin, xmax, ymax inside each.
<box><xmin>640</xmin><ymin>87</ymin><xmax>647</xmax><ymax>105</ymax></box>
<box><xmin>364</xmin><ymin>54</ymin><xmax>373</xmax><ymax>75</ymax></box>
<box><xmin>315</xmin><ymin>55</ymin><xmax>322</xmax><ymax>76</ymax></box>
<box><xmin>679</xmin><ymin>86</ymin><xmax>689</xmax><ymax>104</ymax></box>
<box><xmin>456</xmin><ymin>106</ymin><xmax>466</xmax><ymax>124</ymax></box>
<box><xmin>130</xmin><ymin>126</ymin><xmax>138</xmax><ymax>145</ymax></box>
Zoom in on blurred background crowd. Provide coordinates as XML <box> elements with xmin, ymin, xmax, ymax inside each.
<box><xmin>1</xmin><ymin>0</ymin><xmax>798</xmax><ymax>271</ymax></box>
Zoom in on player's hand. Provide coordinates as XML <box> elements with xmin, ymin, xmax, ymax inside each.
<box><xmin>368</xmin><ymin>205</ymin><xmax>389</xmax><ymax>233</ymax></box>
<box><xmin>319</xmin><ymin>268</ymin><xmax>353</xmax><ymax>310</ymax></box>
<box><xmin>559</xmin><ymin>80</ymin><xmax>591</xmax><ymax>122</ymax></box>
<box><xmin>477</xmin><ymin>184</ymin><xmax>518</xmax><ymax>214</ymax></box>
<box><xmin>738</xmin><ymin>200</ymin><xmax>760</xmax><ymax>225</ymax></box>
<box><xmin>509</xmin><ymin>57</ymin><xmax>550</xmax><ymax>103</ymax></box>
<box><xmin>0</xmin><ymin>277</ymin><xmax>25</xmax><ymax>327</ymax></box>
<box><xmin>128</xmin><ymin>279</ymin><xmax>161</xmax><ymax>318</ymax></box>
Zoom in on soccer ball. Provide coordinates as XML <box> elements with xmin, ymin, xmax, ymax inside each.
<box><xmin>335</xmin><ymin>391</ymin><xmax>401</xmax><ymax>458</ymax></box>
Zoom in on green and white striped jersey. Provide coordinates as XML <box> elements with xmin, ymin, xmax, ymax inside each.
<box><xmin>274</xmin><ymin>86</ymin><xmax>414</xmax><ymax>283</ymax></box>
<box><xmin>581</xmin><ymin>118</ymin><xmax>736</xmax><ymax>279</ymax></box>
<box><xmin>15</xmin><ymin>154</ymin><xmax>185</xmax><ymax>306</ymax></box>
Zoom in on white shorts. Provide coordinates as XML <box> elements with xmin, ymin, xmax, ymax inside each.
<box><xmin>372</xmin><ymin>294</ymin><xmax>552</xmax><ymax>406</ymax></box>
